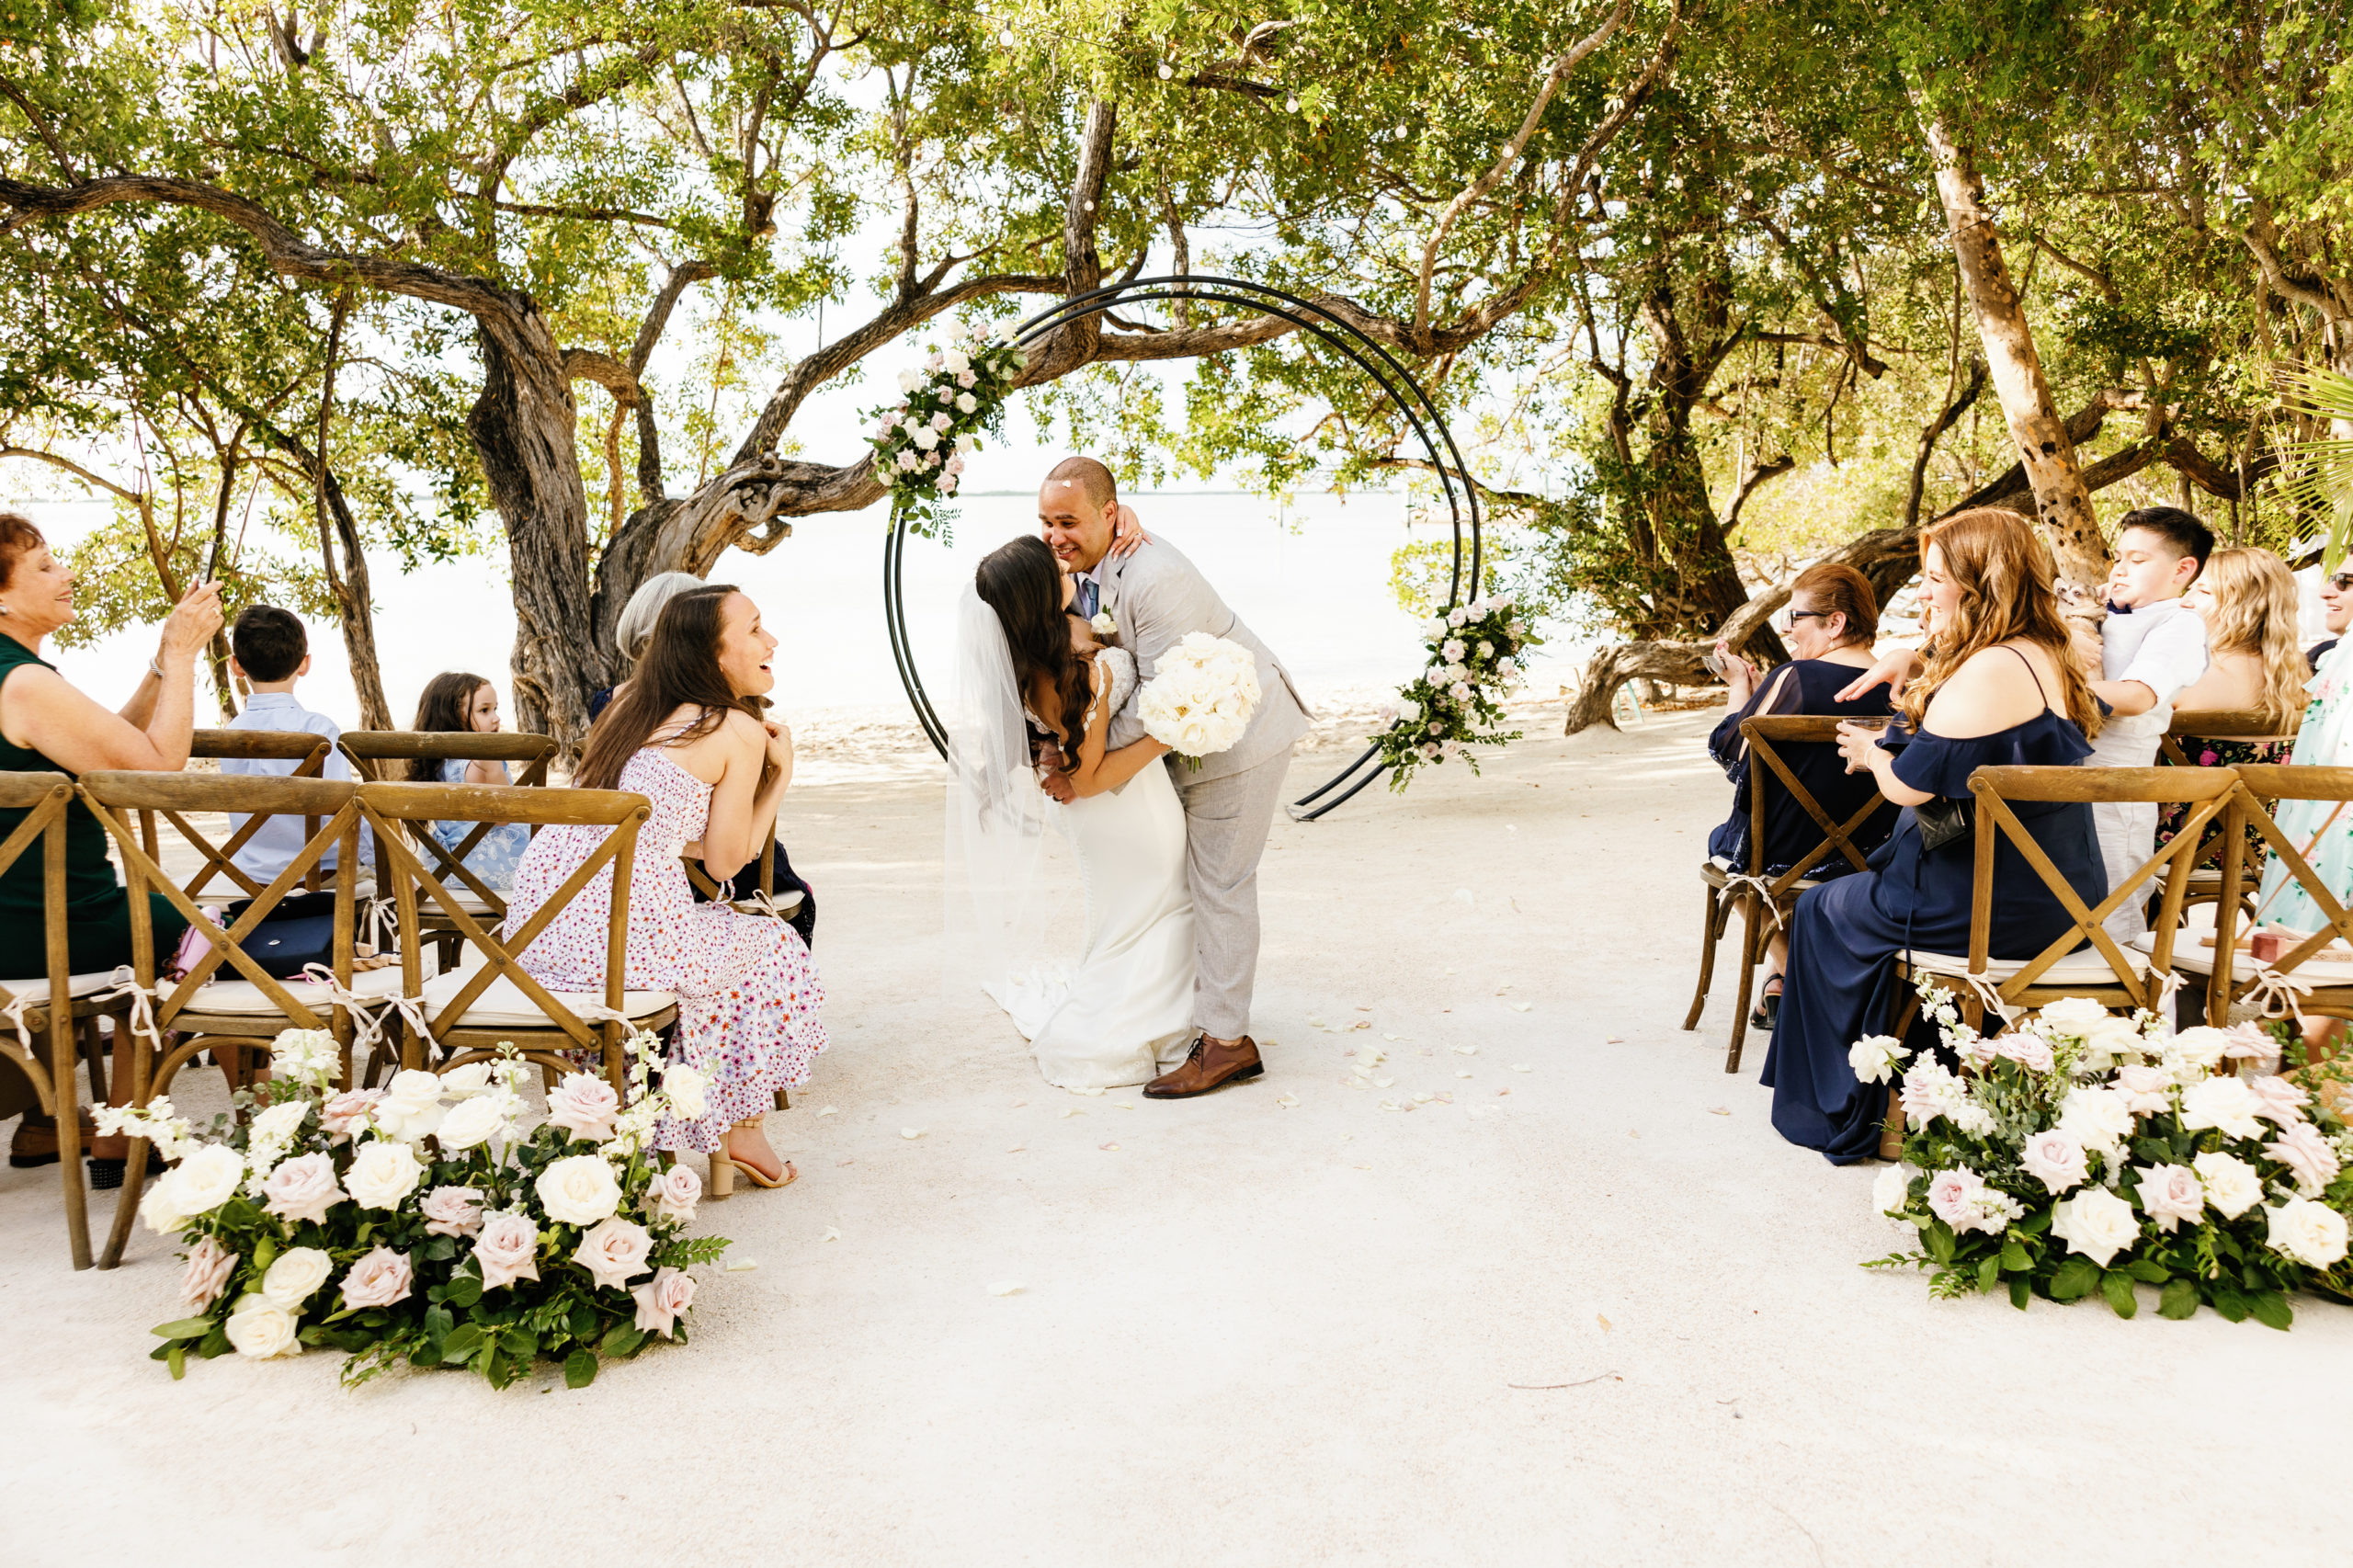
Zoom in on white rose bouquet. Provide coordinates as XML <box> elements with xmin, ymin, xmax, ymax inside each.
<box><xmin>865</xmin><ymin>321</ymin><xmax>1026</xmax><ymax>538</ymax></box>
<box><xmin>1863</xmin><ymin>978</ymin><xmax>2353</xmax><ymax>1327</ymax></box>
<box><xmin>1136</xmin><ymin>632</ymin><xmax>1263</xmax><ymax>764</ymax></box>
<box><xmin>104</xmin><ymin>1028</ymin><xmax>729</xmax><ymax>1390</ymax></box>
<box><xmin>1371</xmin><ymin>593</ymin><xmax>1540</xmax><ymax>791</ymax></box>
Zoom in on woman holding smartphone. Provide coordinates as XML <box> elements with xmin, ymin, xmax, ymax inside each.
<box><xmin>1704</xmin><ymin>563</ymin><xmax>1899</xmax><ymax>1028</ymax></box>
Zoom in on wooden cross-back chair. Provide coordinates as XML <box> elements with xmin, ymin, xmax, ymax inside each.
<box><xmin>2159</xmin><ymin>709</ymin><xmax>2299</xmax><ymax>919</ymax></box>
<box><xmin>1889</xmin><ymin>765</ymin><xmax>2237</xmax><ymax>1038</ymax></box>
<box><xmin>358</xmin><ymin>780</ymin><xmax>676</xmax><ymax>1090</ymax></box>
<box><xmin>1684</xmin><ymin>715</ymin><xmax>1889</xmax><ymax>1074</ymax></box>
<box><xmin>680</xmin><ymin>816</ymin><xmax>803</xmax><ymax>923</ymax></box>
<box><xmin>81</xmin><ymin>770</ymin><xmax>384</xmax><ymax>1267</ymax></box>
<box><xmin>339</xmin><ymin>731</ymin><xmax>556</xmax><ymax>957</ymax></box>
<box><xmin>2183</xmin><ymin>764</ymin><xmax>2353</xmax><ymax>1029</ymax></box>
<box><xmin>0</xmin><ymin>771</ymin><xmax>110</xmax><ymax>1269</ymax></box>
<box><xmin>145</xmin><ymin>728</ymin><xmax>335</xmax><ymax>902</ymax></box>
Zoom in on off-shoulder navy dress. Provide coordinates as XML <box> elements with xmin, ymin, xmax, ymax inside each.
<box><xmin>1761</xmin><ymin>697</ymin><xmax>2106</xmax><ymax>1163</ymax></box>
<box><xmin>1706</xmin><ymin>659</ymin><xmax>1899</xmax><ymax>876</ymax></box>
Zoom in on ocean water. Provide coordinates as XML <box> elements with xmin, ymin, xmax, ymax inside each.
<box><xmin>24</xmin><ymin>489</ymin><xmax>1572</xmax><ymax>735</ymax></box>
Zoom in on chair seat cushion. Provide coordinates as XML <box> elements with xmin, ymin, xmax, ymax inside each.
<box><xmin>1702</xmin><ymin>856</ymin><xmax>1823</xmax><ymax>894</ymax></box>
<box><xmin>2143</xmin><ymin>931</ymin><xmax>2353</xmax><ymax>987</ymax></box>
<box><xmin>1900</xmin><ymin>946</ymin><xmax>2149</xmax><ymax>985</ymax></box>
<box><xmin>186</xmin><ymin>965</ymin><xmax>416</xmax><ymax>1017</ymax></box>
<box><xmin>0</xmin><ymin>971</ymin><xmax>129</xmax><ymax>1006</ymax></box>
<box><xmin>420</xmin><ymin>968</ymin><xmax>675</xmax><ymax>1029</ymax></box>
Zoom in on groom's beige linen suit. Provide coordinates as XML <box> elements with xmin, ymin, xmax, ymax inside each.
<box><xmin>1099</xmin><ymin>537</ymin><xmax>1310</xmax><ymax>1040</ymax></box>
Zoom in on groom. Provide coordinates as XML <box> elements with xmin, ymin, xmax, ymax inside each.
<box><xmin>1037</xmin><ymin>456</ymin><xmax>1311</xmax><ymax>1098</ymax></box>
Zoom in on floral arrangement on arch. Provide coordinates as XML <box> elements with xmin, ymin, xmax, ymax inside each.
<box><xmin>98</xmin><ymin>1027</ymin><xmax>730</xmax><ymax>1389</ymax></box>
<box><xmin>1858</xmin><ymin>983</ymin><xmax>2353</xmax><ymax>1326</ymax></box>
<box><xmin>865</xmin><ymin>322</ymin><xmax>1026</xmax><ymax>537</ymax></box>
<box><xmin>1370</xmin><ymin>594</ymin><xmax>1539</xmax><ymax>790</ymax></box>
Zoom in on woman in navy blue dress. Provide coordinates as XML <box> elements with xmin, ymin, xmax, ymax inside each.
<box><xmin>1706</xmin><ymin>562</ymin><xmax>1902</xmax><ymax>1025</ymax></box>
<box><xmin>1763</xmin><ymin>508</ymin><xmax>2110</xmax><ymax>1164</ymax></box>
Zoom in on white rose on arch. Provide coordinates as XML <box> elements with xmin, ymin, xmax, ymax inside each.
<box><xmin>911</xmin><ymin>426</ymin><xmax>940</xmax><ymax>452</ymax></box>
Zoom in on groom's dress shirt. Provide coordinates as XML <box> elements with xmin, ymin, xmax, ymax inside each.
<box><xmin>1074</xmin><ymin>567</ymin><xmax>1103</xmax><ymax>620</ymax></box>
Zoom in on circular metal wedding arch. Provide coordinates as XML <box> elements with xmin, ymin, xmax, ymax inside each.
<box><xmin>883</xmin><ymin>275</ymin><xmax>1483</xmax><ymax>823</ymax></box>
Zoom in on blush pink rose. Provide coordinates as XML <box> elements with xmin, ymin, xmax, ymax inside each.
<box><xmin>339</xmin><ymin>1245</ymin><xmax>415</xmax><ymax>1311</ymax></box>
<box><xmin>573</xmin><ymin>1216</ymin><xmax>654</xmax><ymax>1291</ymax></box>
<box><xmin>2112</xmin><ymin>1064</ymin><xmax>2175</xmax><ymax>1117</ymax></box>
<box><xmin>2134</xmin><ymin>1164</ymin><xmax>2206</xmax><ymax>1233</ymax></box>
<box><xmin>546</xmin><ymin>1074</ymin><xmax>620</xmax><ymax>1142</ymax></box>
<box><xmin>320</xmin><ymin>1087</ymin><xmax>384</xmax><ymax>1144</ymax></box>
<box><xmin>643</xmin><ymin>1165</ymin><xmax>701</xmax><ymax>1225</ymax></box>
<box><xmin>2247</xmin><ymin>1074</ymin><xmax>2313</xmax><ymax>1127</ymax></box>
<box><xmin>420</xmin><ymin>1185</ymin><xmax>486</xmax><ymax>1238</ymax></box>
<box><xmin>1994</xmin><ymin>1032</ymin><xmax>2054</xmax><ymax>1074</ymax></box>
<box><xmin>180</xmin><ymin>1235</ymin><xmax>237</xmax><ymax>1309</ymax></box>
<box><xmin>2265</xmin><ymin>1121</ymin><xmax>2342</xmax><ymax>1198</ymax></box>
<box><xmin>260</xmin><ymin>1152</ymin><xmax>346</xmax><ymax>1227</ymax></box>
<box><xmin>473</xmin><ymin>1211</ymin><xmax>542</xmax><ymax>1290</ymax></box>
<box><xmin>631</xmin><ymin>1267</ymin><xmax>697</xmax><ymax>1340</ymax></box>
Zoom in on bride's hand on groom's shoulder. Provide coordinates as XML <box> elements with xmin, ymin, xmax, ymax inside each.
<box><xmin>1108</xmin><ymin>504</ymin><xmax>1153</xmax><ymax>559</ymax></box>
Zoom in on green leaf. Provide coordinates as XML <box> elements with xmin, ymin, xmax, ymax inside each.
<box><xmin>569</xmin><ymin>1301</ymin><xmax>597</xmax><ymax>1340</ymax></box>
<box><xmin>1974</xmin><ymin>1253</ymin><xmax>2000</xmax><ymax>1292</ymax></box>
<box><xmin>1998</xmin><ymin>1241</ymin><xmax>2030</xmax><ymax>1273</ymax></box>
<box><xmin>166</xmin><ymin>1342</ymin><xmax>187</xmax><ymax>1381</ymax></box>
<box><xmin>449</xmin><ymin>1272</ymin><xmax>483</xmax><ymax>1309</ymax></box>
<box><xmin>2125</xmin><ymin>1258</ymin><xmax>2171</xmax><ymax>1284</ymax></box>
<box><xmin>150</xmin><ymin>1316</ymin><xmax>215</xmax><ymax>1339</ymax></box>
<box><xmin>563</xmin><ymin>1349</ymin><xmax>597</xmax><ymax>1389</ymax></box>
<box><xmin>2008</xmin><ymin>1275</ymin><xmax>2031</xmax><ymax>1311</ymax></box>
<box><xmin>599</xmin><ymin>1323</ymin><xmax>646</xmax><ymax>1359</ymax></box>
<box><xmin>197</xmin><ymin>1327</ymin><xmax>231</xmax><ymax>1359</ymax></box>
<box><xmin>439</xmin><ymin>1324</ymin><xmax>485</xmax><ymax>1360</ymax></box>
<box><xmin>251</xmin><ymin>1235</ymin><xmax>278</xmax><ymax>1272</ymax></box>
<box><xmin>425</xmin><ymin>1304</ymin><xmax>453</xmax><ymax>1346</ymax></box>
<box><xmin>2100</xmin><ymin>1269</ymin><xmax>2139</xmax><ymax>1318</ymax></box>
<box><xmin>2016</xmin><ymin>1206</ymin><xmax>2052</xmax><ymax>1236</ymax></box>
<box><xmin>2212</xmin><ymin>1284</ymin><xmax>2251</xmax><ymax>1323</ymax></box>
<box><xmin>2249</xmin><ymin>1290</ymin><xmax>2294</xmax><ymax>1332</ymax></box>
<box><xmin>1925</xmin><ymin>1219</ymin><xmax>1956</xmax><ymax>1267</ymax></box>
<box><xmin>2050</xmin><ymin>1256</ymin><xmax>2101</xmax><ymax>1302</ymax></box>
<box><xmin>2157</xmin><ymin>1280</ymin><xmax>2200</xmax><ymax>1320</ymax></box>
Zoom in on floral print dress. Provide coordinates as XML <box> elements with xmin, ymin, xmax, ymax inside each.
<box><xmin>505</xmin><ymin>748</ymin><xmax>827</xmax><ymax>1153</ymax></box>
<box><xmin>2257</xmin><ymin>642</ymin><xmax>2353</xmax><ymax>933</ymax></box>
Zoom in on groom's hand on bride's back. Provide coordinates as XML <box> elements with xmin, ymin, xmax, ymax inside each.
<box><xmin>1040</xmin><ymin>769</ymin><xmax>1077</xmax><ymax>803</ymax></box>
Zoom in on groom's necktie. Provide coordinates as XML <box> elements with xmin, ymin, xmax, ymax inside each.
<box><xmin>1076</xmin><ymin>577</ymin><xmax>1100</xmax><ymax>619</ymax></box>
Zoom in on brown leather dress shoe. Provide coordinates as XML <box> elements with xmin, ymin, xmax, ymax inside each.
<box><xmin>1143</xmin><ymin>1034</ymin><xmax>1265</xmax><ymax>1099</ymax></box>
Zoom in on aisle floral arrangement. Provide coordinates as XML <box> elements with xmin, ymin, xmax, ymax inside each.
<box><xmin>1138</xmin><ymin>631</ymin><xmax>1263</xmax><ymax>764</ymax></box>
<box><xmin>1370</xmin><ymin>594</ymin><xmax>1539</xmax><ymax>790</ymax></box>
<box><xmin>97</xmin><ymin>1028</ymin><xmax>729</xmax><ymax>1388</ymax></box>
<box><xmin>866</xmin><ymin>322</ymin><xmax>1026</xmax><ymax>536</ymax></box>
<box><xmin>1860</xmin><ymin>983</ymin><xmax>2353</xmax><ymax>1326</ymax></box>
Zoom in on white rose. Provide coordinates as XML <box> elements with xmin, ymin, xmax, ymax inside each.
<box><xmin>2191</xmin><ymin>1150</ymin><xmax>2263</xmax><ymax>1218</ymax></box>
<box><xmin>954</xmin><ymin>431</ymin><xmax>978</xmax><ymax>453</ymax></box>
<box><xmin>153</xmin><ymin>1144</ymin><xmax>245</xmax><ymax>1231</ymax></box>
<box><xmin>2169</xmin><ymin>1025</ymin><xmax>2233</xmax><ymax>1071</ymax></box>
<box><xmin>2036</xmin><ymin>996</ymin><xmax>2109</xmax><ymax>1036</ymax></box>
<box><xmin>910</xmin><ymin>425</ymin><xmax>939</xmax><ymax>452</ymax></box>
<box><xmin>2052</xmin><ymin>1186</ymin><xmax>2141</xmax><ymax>1268</ymax></box>
<box><xmin>1847</xmin><ymin>1034</ymin><xmax>1909</xmax><ymax>1085</ymax></box>
<box><xmin>1497</xmin><ymin>657</ymin><xmax>1518</xmax><ymax>677</ymax></box>
<box><xmin>895</xmin><ymin>368</ymin><xmax>922</xmax><ymax>393</ymax></box>
<box><xmin>1476</xmin><ymin>640</ymin><xmax>1494</xmax><ymax>659</ymax></box>
<box><xmin>2134</xmin><ymin>1163</ymin><xmax>2206</xmax><ymax>1233</ymax></box>
<box><xmin>267</xmin><ymin>1028</ymin><xmax>340</xmax><ymax>1085</ymax></box>
<box><xmin>2056</xmin><ymin>1085</ymin><xmax>2134</xmax><ymax>1156</ymax></box>
<box><xmin>2111</xmin><ymin>1063</ymin><xmax>2175</xmax><ymax>1116</ymax></box>
<box><xmin>345</xmin><ymin>1139</ymin><xmax>425</xmax><ymax>1210</ymax></box>
<box><xmin>439</xmin><ymin>1062</ymin><xmax>494</xmax><ymax>1098</ymax></box>
<box><xmin>2179</xmin><ymin>1076</ymin><xmax>2268</xmax><ymax>1141</ymax></box>
<box><xmin>259</xmin><ymin>1244</ymin><xmax>334</xmax><ymax>1311</ymax></box>
<box><xmin>222</xmin><ymin>1294</ymin><xmax>302</xmax><ymax>1359</ymax></box>
<box><xmin>663</xmin><ymin>1063</ymin><xmax>708</xmax><ymax>1120</ymax></box>
<box><xmin>2019</xmin><ymin>1130</ymin><xmax>2088</xmax><ymax>1196</ymax></box>
<box><xmin>249</xmin><ymin>1099</ymin><xmax>310</xmax><ymax>1143</ymax></box>
<box><xmin>1421</xmin><ymin>617</ymin><xmax>1447</xmax><ymax>638</ymax></box>
<box><xmin>956</xmin><ymin>392</ymin><xmax>978</xmax><ymax>414</ymax></box>
<box><xmin>369</xmin><ymin>1069</ymin><xmax>446</xmax><ymax>1142</ymax></box>
<box><xmin>536</xmin><ymin>1154</ymin><xmax>623</xmax><ymax>1227</ymax></box>
<box><xmin>435</xmin><ymin>1092</ymin><xmax>508</xmax><ymax>1152</ymax></box>
<box><xmin>2078</xmin><ymin>1014</ymin><xmax>2149</xmax><ymax>1073</ymax></box>
<box><xmin>1871</xmin><ymin>1162</ymin><xmax>1916</xmax><ymax>1218</ymax></box>
<box><xmin>2264</xmin><ymin>1196</ymin><xmax>2350</xmax><ymax>1268</ymax></box>
<box><xmin>940</xmin><ymin>347</ymin><xmax>971</xmax><ymax>376</ymax></box>
<box><xmin>1396</xmin><ymin>698</ymin><xmax>1422</xmax><ymax>723</ymax></box>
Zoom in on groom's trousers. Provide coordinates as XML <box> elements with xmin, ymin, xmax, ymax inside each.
<box><xmin>1172</xmin><ymin>743</ymin><xmax>1294</xmax><ymax>1040</ymax></box>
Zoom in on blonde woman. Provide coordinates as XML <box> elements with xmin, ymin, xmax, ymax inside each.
<box><xmin>2159</xmin><ymin>546</ymin><xmax>2304</xmax><ymax>853</ymax></box>
<box><xmin>1764</xmin><ymin>508</ymin><xmax>2109</xmax><ymax>1163</ymax></box>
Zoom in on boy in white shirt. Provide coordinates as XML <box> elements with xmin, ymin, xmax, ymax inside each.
<box><xmin>2082</xmin><ymin>506</ymin><xmax>2213</xmax><ymax>941</ymax></box>
<box><xmin>220</xmin><ymin>605</ymin><xmax>370</xmax><ymax>885</ymax></box>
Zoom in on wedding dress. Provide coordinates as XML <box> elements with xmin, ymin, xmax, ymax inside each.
<box><xmin>946</xmin><ymin>592</ymin><xmax>1198</xmax><ymax>1089</ymax></box>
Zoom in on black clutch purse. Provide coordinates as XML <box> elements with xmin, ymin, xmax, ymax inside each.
<box><xmin>1913</xmin><ymin>796</ymin><xmax>1972</xmax><ymax>854</ymax></box>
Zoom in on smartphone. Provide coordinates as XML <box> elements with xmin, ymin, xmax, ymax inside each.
<box><xmin>1701</xmin><ymin>651</ymin><xmax>1727</xmax><ymax>679</ymax></box>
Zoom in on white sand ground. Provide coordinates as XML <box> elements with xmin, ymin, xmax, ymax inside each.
<box><xmin>3</xmin><ymin>707</ymin><xmax>2349</xmax><ymax>1567</ymax></box>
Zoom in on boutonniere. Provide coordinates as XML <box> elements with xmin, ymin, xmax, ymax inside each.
<box><xmin>1090</xmin><ymin>610</ymin><xmax>1118</xmax><ymax>638</ymax></box>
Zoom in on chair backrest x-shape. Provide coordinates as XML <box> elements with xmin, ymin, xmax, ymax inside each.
<box><xmin>1738</xmin><ymin>714</ymin><xmax>1886</xmax><ymax>901</ymax></box>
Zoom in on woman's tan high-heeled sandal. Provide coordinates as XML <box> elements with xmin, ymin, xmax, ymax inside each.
<box><xmin>708</xmin><ymin>1117</ymin><xmax>795</xmax><ymax>1199</ymax></box>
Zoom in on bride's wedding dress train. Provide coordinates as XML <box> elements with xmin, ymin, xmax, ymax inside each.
<box><xmin>987</xmin><ymin>648</ymin><xmax>1197</xmax><ymax>1088</ymax></box>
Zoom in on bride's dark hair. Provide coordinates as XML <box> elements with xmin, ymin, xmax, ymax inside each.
<box><xmin>975</xmin><ymin>536</ymin><xmax>1089</xmax><ymax>746</ymax></box>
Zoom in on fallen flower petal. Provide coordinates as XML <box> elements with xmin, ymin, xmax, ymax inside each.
<box><xmin>1510</xmin><ymin>1003</ymin><xmax>1533</xmax><ymax>1013</ymax></box>
<box><xmin>901</xmin><ymin>1128</ymin><xmax>926</xmax><ymax>1139</ymax></box>
<box><xmin>988</xmin><ymin>1281</ymin><xmax>1024</xmax><ymax>1296</ymax></box>
<box><xmin>1705</xmin><ymin>1107</ymin><xmax>1730</xmax><ymax>1117</ymax></box>
<box><xmin>1511</xmin><ymin>1064</ymin><xmax>1531</xmax><ymax>1073</ymax></box>
<box><xmin>821</xmin><ymin>1227</ymin><xmax>840</xmax><ymax>1243</ymax></box>
<box><xmin>1453</xmin><ymin>1045</ymin><xmax>1477</xmax><ymax>1055</ymax></box>
<box><xmin>1276</xmin><ymin>1094</ymin><xmax>1300</xmax><ymax>1108</ymax></box>
<box><xmin>1099</xmin><ymin>1142</ymin><xmax>1120</xmax><ymax>1151</ymax></box>
<box><xmin>725</xmin><ymin>1259</ymin><xmax>760</xmax><ymax>1272</ymax></box>
<box><xmin>816</xmin><ymin>1106</ymin><xmax>838</xmax><ymax>1117</ymax></box>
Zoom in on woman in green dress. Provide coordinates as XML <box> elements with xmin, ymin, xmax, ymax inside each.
<box><xmin>0</xmin><ymin>512</ymin><xmax>222</xmax><ymax>1176</ymax></box>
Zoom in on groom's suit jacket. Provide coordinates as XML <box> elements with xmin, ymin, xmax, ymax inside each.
<box><xmin>1099</xmin><ymin>537</ymin><xmax>1312</xmax><ymax>785</ymax></box>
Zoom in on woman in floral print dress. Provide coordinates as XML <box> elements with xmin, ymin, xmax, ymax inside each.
<box><xmin>506</xmin><ymin>585</ymin><xmax>823</xmax><ymax>1194</ymax></box>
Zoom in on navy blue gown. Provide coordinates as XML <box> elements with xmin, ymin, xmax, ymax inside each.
<box><xmin>1706</xmin><ymin>659</ymin><xmax>1899</xmax><ymax>877</ymax></box>
<box><xmin>1761</xmin><ymin>702</ymin><xmax>2107</xmax><ymax>1163</ymax></box>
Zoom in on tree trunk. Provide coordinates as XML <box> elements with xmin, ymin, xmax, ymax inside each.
<box><xmin>1917</xmin><ymin>105</ymin><xmax>2109</xmax><ymax>595</ymax></box>
<box><xmin>468</xmin><ymin>305</ymin><xmax>612</xmax><ymax>750</ymax></box>
<box><xmin>1562</xmin><ymin>639</ymin><xmax>1712</xmax><ymax>734</ymax></box>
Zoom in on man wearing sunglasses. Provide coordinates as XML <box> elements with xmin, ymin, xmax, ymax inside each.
<box><xmin>2311</xmin><ymin>567</ymin><xmax>2353</xmax><ymax>672</ymax></box>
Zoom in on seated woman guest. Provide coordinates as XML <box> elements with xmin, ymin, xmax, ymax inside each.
<box><xmin>409</xmin><ymin>671</ymin><xmax>533</xmax><ymax>892</ymax></box>
<box><xmin>506</xmin><ymin>585</ymin><xmax>825</xmax><ymax>1195</ymax></box>
<box><xmin>1706</xmin><ymin>562</ymin><xmax>1900</xmax><ymax>1026</ymax></box>
<box><xmin>0</xmin><ymin>512</ymin><xmax>221</xmax><ymax>1176</ymax></box>
<box><xmin>1764</xmin><ymin>508</ymin><xmax>2108</xmax><ymax>1164</ymax></box>
<box><xmin>592</xmin><ymin>572</ymin><xmax>818</xmax><ymax>946</ymax></box>
<box><xmin>2159</xmin><ymin>545</ymin><xmax>2306</xmax><ymax>853</ymax></box>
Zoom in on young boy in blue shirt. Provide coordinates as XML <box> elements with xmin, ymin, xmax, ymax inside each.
<box><xmin>221</xmin><ymin>605</ymin><xmax>369</xmax><ymax>884</ymax></box>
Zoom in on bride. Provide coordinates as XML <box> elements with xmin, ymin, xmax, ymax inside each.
<box><xmin>948</xmin><ymin>535</ymin><xmax>1197</xmax><ymax>1088</ymax></box>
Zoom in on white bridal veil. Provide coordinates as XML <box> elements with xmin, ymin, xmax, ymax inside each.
<box><xmin>942</xmin><ymin>584</ymin><xmax>1060</xmax><ymax>1008</ymax></box>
